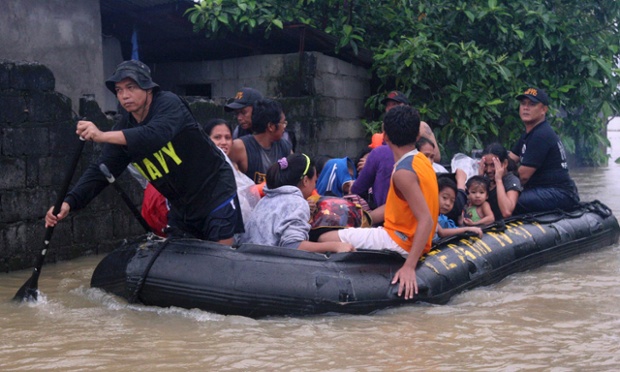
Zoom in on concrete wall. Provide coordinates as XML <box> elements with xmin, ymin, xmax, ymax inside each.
<box><xmin>0</xmin><ymin>0</ymin><xmax>105</xmax><ymax>113</ymax></box>
<box><xmin>0</xmin><ymin>60</ymin><xmax>145</xmax><ymax>272</ymax></box>
<box><xmin>101</xmin><ymin>35</ymin><xmax>124</xmax><ymax>113</ymax></box>
<box><xmin>0</xmin><ymin>53</ymin><xmax>372</xmax><ymax>271</ymax></box>
<box><xmin>153</xmin><ymin>52</ymin><xmax>371</xmax><ymax>158</ymax></box>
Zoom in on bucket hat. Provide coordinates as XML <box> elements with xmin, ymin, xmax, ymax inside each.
<box><xmin>105</xmin><ymin>60</ymin><xmax>159</xmax><ymax>94</ymax></box>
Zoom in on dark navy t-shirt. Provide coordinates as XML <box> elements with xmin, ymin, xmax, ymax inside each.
<box><xmin>66</xmin><ymin>91</ymin><xmax>236</xmax><ymax>221</ymax></box>
<box><xmin>240</xmin><ymin>134</ymin><xmax>292</xmax><ymax>184</ymax></box>
<box><xmin>511</xmin><ymin>120</ymin><xmax>573</xmax><ymax>190</ymax></box>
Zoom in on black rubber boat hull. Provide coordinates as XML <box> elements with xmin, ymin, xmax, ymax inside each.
<box><xmin>91</xmin><ymin>201</ymin><xmax>620</xmax><ymax>317</ymax></box>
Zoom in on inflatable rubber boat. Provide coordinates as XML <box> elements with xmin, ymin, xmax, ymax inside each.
<box><xmin>91</xmin><ymin>200</ymin><xmax>619</xmax><ymax>318</ymax></box>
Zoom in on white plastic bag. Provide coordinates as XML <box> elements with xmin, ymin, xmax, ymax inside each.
<box><xmin>450</xmin><ymin>153</ymin><xmax>479</xmax><ymax>180</ymax></box>
<box><xmin>233</xmin><ymin>167</ymin><xmax>261</xmax><ymax>226</ymax></box>
<box><xmin>222</xmin><ymin>151</ymin><xmax>261</xmax><ymax>227</ymax></box>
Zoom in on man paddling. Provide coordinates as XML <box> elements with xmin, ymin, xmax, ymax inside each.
<box><xmin>45</xmin><ymin>60</ymin><xmax>243</xmax><ymax>244</ymax></box>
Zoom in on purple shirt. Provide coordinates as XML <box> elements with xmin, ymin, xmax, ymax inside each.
<box><xmin>350</xmin><ymin>145</ymin><xmax>394</xmax><ymax>207</ymax></box>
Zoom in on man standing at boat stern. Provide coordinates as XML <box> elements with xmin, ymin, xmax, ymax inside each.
<box><xmin>45</xmin><ymin>60</ymin><xmax>243</xmax><ymax>244</ymax></box>
<box><xmin>508</xmin><ymin>87</ymin><xmax>580</xmax><ymax>214</ymax></box>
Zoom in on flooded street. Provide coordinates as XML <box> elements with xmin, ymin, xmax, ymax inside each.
<box><xmin>1</xmin><ymin>165</ymin><xmax>620</xmax><ymax>370</ymax></box>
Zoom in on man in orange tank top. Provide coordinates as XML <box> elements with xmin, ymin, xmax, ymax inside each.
<box><xmin>319</xmin><ymin>105</ymin><xmax>438</xmax><ymax>299</ymax></box>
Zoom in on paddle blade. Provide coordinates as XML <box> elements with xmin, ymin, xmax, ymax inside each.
<box><xmin>13</xmin><ymin>273</ymin><xmax>39</xmax><ymax>302</ymax></box>
<box><xmin>13</xmin><ymin>231</ymin><xmax>50</xmax><ymax>302</ymax></box>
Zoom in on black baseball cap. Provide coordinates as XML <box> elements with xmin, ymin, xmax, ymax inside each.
<box><xmin>225</xmin><ymin>87</ymin><xmax>263</xmax><ymax>112</ymax></box>
<box><xmin>381</xmin><ymin>90</ymin><xmax>410</xmax><ymax>105</ymax></box>
<box><xmin>516</xmin><ymin>87</ymin><xmax>550</xmax><ymax>106</ymax></box>
<box><xmin>105</xmin><ymin>60</ymin><xmax>159</xmax><ymax>94</ymax></box>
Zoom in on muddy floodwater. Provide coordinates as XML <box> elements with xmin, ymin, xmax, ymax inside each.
<box><xmin>1</xmin><ymin>165</ymin><xmax>620</xmax><ymax>370</ymax></box>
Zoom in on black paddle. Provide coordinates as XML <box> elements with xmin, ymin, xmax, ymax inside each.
<box><xmin>13</xmin><ymin>137</ymin><xmax>86</xmax><ymax>302</ymax></box>
<box><xmin>99</xmin><ymin>163</ymin><xmax>163</xmax><ymax>304</ymax></box>
<box><xmin>99</xmin><ymin>163</ymin><xmax>152</xmax><ymax>234</ymax></box>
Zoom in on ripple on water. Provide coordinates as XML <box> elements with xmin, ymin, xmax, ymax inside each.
<box><xmin>1</xmin><ymin>167</ymin><xmax>620</xmax><ymax>369</ymax></box>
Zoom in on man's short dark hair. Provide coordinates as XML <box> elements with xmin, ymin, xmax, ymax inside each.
<box><xmin>383</xmin><ymin>105</ymin><xmax>420</xmax><ymax>147</ymax></box>
<box><xmin>251</xmin><ymin>99</ymin><xmax>283</xmax><ymax>134</ymax></box>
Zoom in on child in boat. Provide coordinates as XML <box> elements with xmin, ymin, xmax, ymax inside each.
<box><xmin>239</xmin><ymin>153</ymin><xmax>355</xmax><ymax>253</ymax></box>
<box><xmin>462</xmin><ymin>175</ymin><xmax>495</xmax><ymax>226</ymax></box>
<box><xmin>318</xmin><ymin>105</ymin><xmax>439</xmax><ymax>299</ymax></box>
<box><xmin>316</xmin><ymin>156</ymin><xmax>357</xmax><ymax>197</ymax></box>
<box><xmin>435</xmin><ymin>175</ymin><xmax>482</xmax><ymax>240</ymax></box>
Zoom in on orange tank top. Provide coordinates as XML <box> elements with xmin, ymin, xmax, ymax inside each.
<box><xmin>384</xmin><ymin>150</ymin><xmax>439</xmax><ymax>253</ymax></box>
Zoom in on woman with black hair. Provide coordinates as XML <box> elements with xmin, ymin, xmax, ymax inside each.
<box><xmin>239</xmin><ymin>153</ymin><xmax>354</xmax><ymax>253</ymax></box>
<box><xmin>203</xmin><ymin>118</ymin><xmax>233</xmax><ymax>156</ymax></box>
<box><xmin>480</xmin><ymin>143</ymin><xmax>523</xmax><ymax>220</ymax></box>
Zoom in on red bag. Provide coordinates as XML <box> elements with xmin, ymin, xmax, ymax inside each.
<box><xmin>141</xmin><ymin>183</ymin><xmax>168</xmax><ymax>237</ymax></box>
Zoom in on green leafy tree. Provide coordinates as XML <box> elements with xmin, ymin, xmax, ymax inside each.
<box><xmin>185</xmin><ymin>0</ymin><xmax>367</xmax><ymax>52</ymax></box>
<box><xmin>187</xmin><ymin>0</ymin><xmax>620</xmax><ymax>164</ymax></box>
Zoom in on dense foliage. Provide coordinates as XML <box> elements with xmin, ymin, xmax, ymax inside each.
<box><xmin>187</xmin><ymin>0</ymin><xmax>620</xmax><ymax>164</ymax></box>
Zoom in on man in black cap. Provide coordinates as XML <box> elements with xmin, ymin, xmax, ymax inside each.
<box><xmin>225</xmin><ymin>87</ymin><xmax>263</xmax><ymax>139</ymax></box>
<box><xmin>508</xmin><ymin>87</ymin><xmax>579</xmax><ymax>213</ymax></box>
<box><xmin>45</xmin><ymin>60</ymin><xmax>243</xmax><ymax>244</ymax></box>
<box><xmin>381</xmin><ymin>90</ymin><xmax>441</xmax><ymax>163</ymax></box>
<box><xmin>381</xmin><ymin>90</ymin><xmax>410</xmax><ymax>112</ymax></box>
